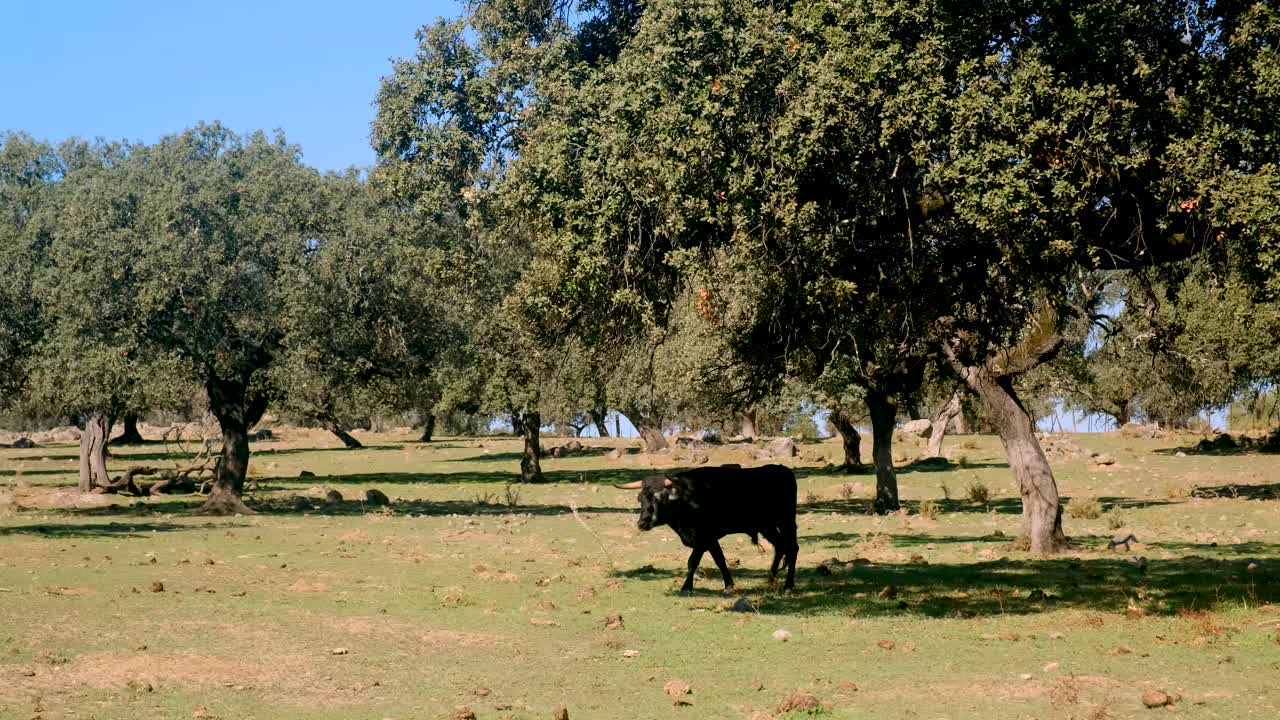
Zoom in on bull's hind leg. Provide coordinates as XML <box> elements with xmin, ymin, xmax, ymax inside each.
<box><xmin>707</xmin><ymin>540</ymin><xmax>735</xmax><ymax>592</ymax></box>
<box><xmin>782</xmin><ymin>527</ymin><xmax>799</xmax><ymax>591</ymax></box>
<box><xmin>681</xmin><ymin>547</ymin><xmax>706</xmax><ymax>594</ymax></box>
<box><xmin>762</xmin><ymin>530</ymin><xmax>785</xmax><ymax>587</ymax></box>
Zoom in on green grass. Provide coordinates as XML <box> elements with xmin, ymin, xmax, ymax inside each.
<box><xmin>1</xmin><ymin>429</ymin><xmax>1278</xmax><ymax>719</ymax></box>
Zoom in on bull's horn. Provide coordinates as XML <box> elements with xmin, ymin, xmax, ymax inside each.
<box><xmin>614</xmin><ymin>480</ymin><xmax>644</xmax><ymax>489</ymax></box>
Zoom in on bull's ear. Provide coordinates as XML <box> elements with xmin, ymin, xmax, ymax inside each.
<box><xmin>614</xmin><ymin>480</ymin><xmax>644</xmax><ymax>490</ymax></box>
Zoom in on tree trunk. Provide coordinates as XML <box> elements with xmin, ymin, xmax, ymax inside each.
<box><xmin>201</xmin><ymin>376</ymin><xmax>266</xmax><ymax>515</ymax></box>
<box><xmin>1110</xmin><ymin>399</ymin><xmax>1131</xmax><ymax>430</ymax></box>
<box><xmin>78</xmin><ymin>412</ymin><xmax>111</xmax><ymax>492</ymax></box>
<box><xmin>964</xmin><ymin>370</ymin><xmax>1066</xmax><ymax>552</ymax></box>
<box><xmin>865</xmin><ymin>391</ymin><xmax>899</xmax><ymax>513</ymax></box>
<box><xmin>739</xmin><ymin>408</ymin><xmax>758</xmax><ymax>439</ymax></box>
<box><xmin>112</xmin><ymin>413</ymin><xmax>145</xmax><ymax>445</ymax></box>
<box><xmin>829</xmin><ymin>408</ymin><xmax>863</xmax><ymax>469</ymax></box>
<box><xmin>419</xmin><ymin>413</ymin><xmax>435</xmax><ymax>442</ymax></box>
<box><xmin>519</xmin><ymin>410</ymin><xmax>544</xmax><ymax>482</ymax></box>
<box><xmin>614</xmin><ymin>413</ymin><xmax>621</xmax><ymax>438</ymax></box>
<box><xmin>927</xmin><ymin>392</ymin><xmax>963</xmax><ymax>458</ymax></box>
<box><xmin>319</xmin><ymin>414</ymin><xmax>363</xmax><ymax>449</ymax></box>
<box><xmin>590</xmin><ymin>406</ymin><xmax>609</xmax><ymax>438</ymax></box>
<box><xmin>590</xmin><ymin>384</ymin><xmax>609</xmax><ymax>437</ymax></box>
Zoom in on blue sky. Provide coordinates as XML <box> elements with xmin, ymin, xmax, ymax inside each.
<box><xmin>1</xmin><ymin>1</ymin><xmax>459</xmax><ymax>172</ymax></box>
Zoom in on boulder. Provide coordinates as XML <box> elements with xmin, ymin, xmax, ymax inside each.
<box><xmin>765</xmin><ymin>437</ymin><xmax>798</xmax><ymax>458</ymax></box>
<box><xmin>901</xmin><ymin>419</ymin><xmax>932</xmax><ymax>437</ymax></box>
<box><xmin>11</xmin><ymin>437</ymin><xmax>37</xmax><ymax>449</ymax></box>
<box><xmin>1210</xmin><ymin>433</ymin><xmax>1237</xmax><ymax>451</ymax></box>
<box><xmin>250</xmin><ymin>428</ymin><xmax>276</xmax><ymax>441</ymax></box>
<box><xmin>364</xmin><ymin>488</ymin><xmax>391</xmax><ymax>506</ymax></box>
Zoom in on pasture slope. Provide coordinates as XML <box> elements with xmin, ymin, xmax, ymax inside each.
<box><xmin>1</xmin><ymin>429</ymin><xmax>1277</xmax><ymax>719</ymax></box>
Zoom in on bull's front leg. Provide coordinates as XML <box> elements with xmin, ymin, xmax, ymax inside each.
<box><xmin>681</xmin><ymin>547</ymin><xmax>706</xmax><ymax>594</ymax></box>
<box><xmin>707</xmin><ymin>540</ymin><xmax>734</xmax><ymax>592</ymax></box>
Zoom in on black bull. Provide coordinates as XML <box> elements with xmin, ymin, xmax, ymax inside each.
<box><xmin>617</xmin><ymin>463</ymin><xmax>799</xmax><ymax>592</ymax></box>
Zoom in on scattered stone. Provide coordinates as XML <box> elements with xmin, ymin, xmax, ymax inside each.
<box><xmin>776</xmin><ymin>690</ymin><xmax>821</xmax><ymax>714</ymax></box>
<box><xmin>772</xmin><ymin>629</ymin><xmax>792</xmax><ymax>642</ymax></box>
<box><xmin>1043</xmin><ymin>662</ymin><xmax>1060</xmax><ymax>673</ymax></box>
<box><xmin>766</xmin><ymin>438</ymin><xmax>798</xmax><ymax>458</ymax></box>
<box><xmin>910</xmin><ymin>554</ymin><xmax>928</xmax><ymax>565</ymax></box>
<box><xmin>192</xmin><ymin>706</ymin><xmax>217</xmax><ymax>719</ymax></box>
<box><xmin>877</xmin><ymin>639</ymin><xmax>895</xmax><ymax>651</ymax></box>
<box><xmin>878</xmin><ymin>585</ymin><xmax>897</xmax><ymax>599</ymax></box>
<box><xmin>473</xmin><ymin>687</ymin><xmax>491</xmax><ymax>697</ymax></box>
<box><xmin>550</xmin><ymin>440</ymin><xmax>585</xmax><ymax>458</ymax></box>
<box><xmin>664</xmin><ymin>679</ymin><xmax>692</xmax><ymax>700</ymax></box>
<box><xmin>621</xmin><ymin>649</ymin><xmax>640</xmax><ymax>658</ymax></box>
<box><xmin>552</xmin><ymin>707</ymin><xmax>570</xmax><ymax>720</ymax></box>
<box><xmin>1175</xmin><ymin>451</ymin><xmax>1187</xmax><ymax>457</ymax></box>
<box><xmin>330</xmin><ymin>647</ymin><xmax>349</xmax><ymax>655</ymax></box>
<box><xmin>299</xmin><ymin>470</ymin><xmax>316</xmax><ymax>478</ymax></box>
<box><xmin>449</xmin><ymin>707</ymin><xmax>478</xmax><ymax>720</ymax></box>
<box><xmin>12</xmin><ymin>437</ymin><xmax>36</xmax><ymax>449</ymax></box>
<box><xmin>1091</xmin><ymin>454</ymin><xmax>1117</xmax><ymax>466</ymax></box>
<box><xmin>365</xmin><ymin>488</ymin><xmax>390</xmax><ymax>506</ymax></box>
<box><xmin>1247</xmin><ymin>562</ymin><xmax>1259</xmax><ymax>573</ymax></box>
<box><xmin>324</xmin><ymin>489</ymin><xmax>343</xmax><ymax>503</ymax></box>
<box><xmin>150</xmin><ymin>581</ymin><xmax>164</xmax><ymax>593</ymax></box>
<box><xmin>604</xmin><ymin>614</ymin><xmax>624</xmax><ymax>630</ymax></box>
<box><xmin>1141</xmin><ymin>690</ymin><xmax>1172</xmax><ymax>708</ymax></box>
<box><xmin>731</xmin><ymin>597</ymin><xmax>755</xmax><ymax>613</ymax></box>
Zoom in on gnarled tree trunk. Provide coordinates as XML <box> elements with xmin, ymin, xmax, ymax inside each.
<box><xmin>626</xmin><ymin>407</ymin><xmax>668</xmax><ymax>452</ymax></box>
<box><xmin>419</xmin><ymin>413</ymin><xmax>436</xmax><ymax>442</ymax></box>
<box><xmin>202</xmin><ymin>375</ymin><xmax>268</xmax><ymax>515</ymax></box>
<box><xmin>320</xmin><ymin>414</ymin><xmax>363</xmax><ymax>449</ymax></box>
<box><xmin>78</xmin><ymin>412</ymin><xmax>111</xmax><ymax>492</ymax></box>
<box><xmin>865</xmin><ymin>391</ymin><xmax>899</xmax><ymax>513</ymax></box>
<box><xmin>739</xmin><ymin>408</ymin><xmax>759</xmax><ymax>440</ymax></box>
<box><xmin>829</xmin><ymin>408</ymin><xmax>863</xmax><ymax>469</ymax></box>
<box><xmin>943</xmin><ymin>303</ymin><xmax>1068</xmax><ymax>553</ymax></box>
<box><xmin>927</xmin><ymin>392</ymin><xmax>963</xmax><ymax>458</ymax></box>
<box><xmin>112</xmin><ymin>413</ymin><xmax>145</xmax><ymax>445</ymax></box>
<box><xmin>966</xmin><ymin>370</ymin><xmax>1065</xmax><ymax>551</ymax></box>
<box><xmin>519</xmin><ymin>410</ymin><xmax>544</xmax><ymax>482</ymax></box>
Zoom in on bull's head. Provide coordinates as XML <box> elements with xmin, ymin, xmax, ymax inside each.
<box><xmin>615</xmin><ymin>475</ymin><xmax>679</xmax><ymax>531</ymax></box>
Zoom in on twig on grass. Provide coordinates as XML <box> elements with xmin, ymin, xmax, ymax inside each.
<box><xmin>569</xmin><ymin>501</ymin><xmax>616</xmax><ymax>571</ymax></box>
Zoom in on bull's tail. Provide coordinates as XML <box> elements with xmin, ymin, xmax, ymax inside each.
<box><xmin>749</xmin><ymin>532</ymin><xmax>760</xmax><ymax>546</ymax></box>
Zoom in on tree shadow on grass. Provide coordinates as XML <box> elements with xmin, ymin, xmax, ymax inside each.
<box><xmin>612</xmin><ymin>535</ymin><xmax>1280</xmax><ymax>617</ymax></box>
<box><xmin>1187</xmin><ymin>482</ymin><xmax>1280</xmax><ymax>501</ymax></box>
<box><xmin>263</xmin><ymin>468</ymin><xmax>664</xmax><ymax>486</ymax></box>
<box><xmin>0</xmin><ymin>521</ymin><xmax>238</xmax><ymax>538</ymax></box>
<box><xmin>47</xmin><ymin>496</ymin><xmax>633</xmax><ymax>519</ymax></box>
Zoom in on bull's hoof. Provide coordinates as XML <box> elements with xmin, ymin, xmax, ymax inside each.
<box><xmin>679</xmin><ymin>587</ymin><xmax>694</xmax><ymax>596</ymax></box>
<box><xmin>721</xmin><ymin>585</ymin><xmax>737</xmax><ymax>596</ymax></box>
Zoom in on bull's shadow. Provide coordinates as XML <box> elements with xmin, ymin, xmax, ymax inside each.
<box><xmin>611</xmin><ymin>534</ymin><xmax>1280</xmax><ymax>617</ymax></box>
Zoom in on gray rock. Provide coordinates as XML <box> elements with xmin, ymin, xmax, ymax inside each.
<box><xmin>364</xmin><ymin>488</ymin><xmax>391</xmax><ymax>506</ymax></box>
<box><xmin>766</xmin><ymin>437</ymin><xmax>798</xmax><ymax>458</ymax></box>
<box><xmin>901</xmin><ymin>419</ymin><xmax>932</xmax><ymax>437</ymax></box>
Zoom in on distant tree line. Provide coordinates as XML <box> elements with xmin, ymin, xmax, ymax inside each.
<box><xmin>3</xmin><ymin>1</ymin><xmax>1279</xmax><ymax>554</ymax></box>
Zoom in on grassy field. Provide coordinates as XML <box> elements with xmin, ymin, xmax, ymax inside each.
<box><xmin>1</xmin><ymin>428</ymin><xmax>1277</xmax><ymax>720</ymax></box>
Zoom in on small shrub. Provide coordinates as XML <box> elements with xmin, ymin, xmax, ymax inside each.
<box><xmin>966</xmin><ymin>481</ymin><xmax>991</xmax><ymax>504</ymax></box>
<box><xmin>472</xmin><ymin>490</ymin><xmax>499</xmax><ymax>506</ymax></box>
<box><xmin>840</xmin><ymin>483</ymin><xmax>855</xmax><ymax>500</ymax></box>
<box><xmin>1067</xmin><ymin>496</ymin><xmax>1103</xmax><ymax>520</ymax></box>
<box><xmin>504</xmin><ymin>483</ymin><xmax>521</xmax><ymax>508</ymax></box>
<box><xmin>804</xmin><ymin>489</ymin><xmax>820</xmax><ymax>505</ymax></box>
<box><xmin>1106</xmin><ymin>512</ymin><xmax>1125</xmax><ymax>530</ymax></box>
<box><xmin>919</xmin><ymin>499</ymin><xmax>940</xmax><ymax>520</ymax></box>
<box><xmin>957</xmin><ymin>454</ymin><xmax>971</xmax><ymax>468</ymax></box>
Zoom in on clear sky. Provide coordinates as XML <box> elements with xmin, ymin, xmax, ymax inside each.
<box><xmin>1</xmin><ymin>1</ymin><xmax>460</xmax><ymax>172</ymax></box>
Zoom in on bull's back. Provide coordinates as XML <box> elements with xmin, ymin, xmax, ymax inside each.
<box><xmin>678</xmin><ymin>464</ymin><xmax>797</xmax><ymax>532</ymax></box>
